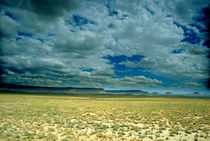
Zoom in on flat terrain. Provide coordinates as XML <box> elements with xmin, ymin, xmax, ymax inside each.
<box><xmin>0</xmin><ymin>93</ymin><xmax>209</xmax><ymax>141</ymax></box>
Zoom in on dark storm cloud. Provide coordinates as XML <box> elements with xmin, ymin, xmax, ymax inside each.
<box><xmin>0</xmin><ymin>0</ymin><xmax>81</xmax><ymax>21</ymax></box>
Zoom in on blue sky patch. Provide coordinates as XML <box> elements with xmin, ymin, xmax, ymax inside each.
<box><xmin>109</xmin><ymin>10</ymin><xmax>119</xmax><ymax>16</ymax></box>
<box><xmin>5</xmin><ymin>11</ymin><xmax>18</xmax><ymax>21</ymax></box>
<box><xmin>173</xmin><ymin>22</ymin><xmax>201</xmax><ymax>44</ymax></box>
<box><xmin>18</xmin><ymin>31</ymin><xmax>33</xmax><ymax>37</ymax></box>
<box><xmin>17</xmin><ymin>31</ymin><xmax>44</xmax><ymax>43</ymax></box>
<box><xmin>106</xmin><ymin>0</ymin><xmax>119</xmax><ymax>16</ymax></box>
<box><xmin>104</xmin><ymin>55</ymin><xmax>145</xmax><ymax>64</ymax></box>
<box><xmin>128</xmin><ymin>55</ymin><xmax>145</xmax><ymax>62</ymax></box>
<box><xmin>171</xmin><ymin>49</ymin><xmax>185</xmax><ymax>54</ymax></box>
<box><xmin>80</xmin><ymin>68</ymin><xmax>94</xmax><ymax>72</ymax></box>
<box><xmin>108</xmin><ymin>24</ymin><xmax>114</xmax><ymax>28</ymax></box>
<box><xmin>16</xmin><ymin>37</ymin><xmax>22</xmax><ymax>41</ymax></box>
<box><xmin>48</xmin><ymin>33</ymin><xmax>56</xmax><ymax>36</ymax></box>
<box><xmin>189</xmin><ymin>23</ymin><xmax>206</xmax><ymax>32</ymax></box>
<box><xmin>66</xmin><ymin>15</ymin><xmax>95</xmax><ymax>27</ymax></box>
<box><xmin>36</xmin><ymin>37</ymin><xmax>44</xmax><ymax>43</ymax></box>
<box><xmin>105</xmin><ymin>55</ymin><xmax>127</xmax><ymax>64</ymax></box>
<box><xmin>114</xmin><ymin>64</ymin><xmax>128</xmax><ymax>70</ymax></box>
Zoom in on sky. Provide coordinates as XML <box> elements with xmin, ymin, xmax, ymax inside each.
<box><xmin>0</xmin><ymin>0</ymin><xmax>210</xmax><ymax>94</ymax></box>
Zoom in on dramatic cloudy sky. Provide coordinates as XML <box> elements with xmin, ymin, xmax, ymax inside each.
<box><xmin>0</xmin><ymin>0</ymin><xmax>210</xmax><ymax>94</ymax></box>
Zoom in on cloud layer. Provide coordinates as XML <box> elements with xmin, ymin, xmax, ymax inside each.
<box><xmin>0</xmin><ymin>0</ymin><xmax>209</xmax><ymax>93</ymax></box>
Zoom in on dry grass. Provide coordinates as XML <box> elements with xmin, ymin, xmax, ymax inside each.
<box><xmin>0</xmin><ymin>93</ymin><xmax>209</xmax><ymax>141</ymax></box>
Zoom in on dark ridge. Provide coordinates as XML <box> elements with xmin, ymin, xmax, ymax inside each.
<box><xmin>0</xmin><ymin>82</ymin><xmax>104</xmax><ymax>91</ymax></box>
<box><xmin>105</xmin><ymin>90</ymin><xmax>148</xmax><ymax>93</ymax></box>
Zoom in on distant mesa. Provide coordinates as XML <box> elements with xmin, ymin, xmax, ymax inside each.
<box><xmin>193</xmin><ymin>92</ymin><xmax>200</xmax><ymax>94</ymax></box>
<box><xmin>105</xmin><ymin>89</ymin><xmax>148</xmax><ymax>94</ymax></box>
<box><xmin>0</xmin><ymin>83</ymin><xmax>104</xmax><ymax>93</ymax></box>
<box><xmin>165</xmin><ymin>92</ymin><xmax>173</xmax><ymax>94</ymax></box>
<box><xmin>152</xmin><ymin>92</ymin><xmax>160</xmax><ymax>94</ymax></box>
<box><xmin>0</xmin><ymin>83</ymin><xmax>148</xmax><ymax>95</ymax></box>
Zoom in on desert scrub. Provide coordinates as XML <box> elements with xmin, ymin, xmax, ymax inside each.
<box><xmin>0</xmin><ymin>94</ymin><xmax>209</xmax><ymax>141</ymax></box>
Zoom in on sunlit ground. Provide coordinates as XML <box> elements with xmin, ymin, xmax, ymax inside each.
<box><xmin>0</xmin><ymin>93</ymin><xmax>209</xmax><ymax>141</ymax></box>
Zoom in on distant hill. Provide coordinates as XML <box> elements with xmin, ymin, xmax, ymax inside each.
<box><xmin>152</xmin><ymin>92</ymin><xmax>160</xmax><ymax>94</ymax></box>
<box><xmin>105</xmin><ymin>89</ymin><xmax>148</xmax><ymax>94</ymax></box>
